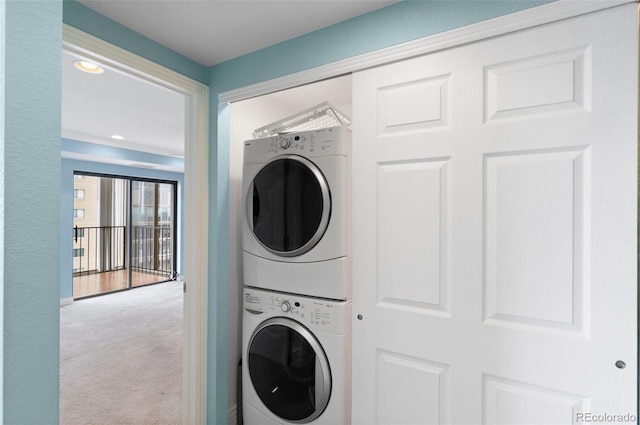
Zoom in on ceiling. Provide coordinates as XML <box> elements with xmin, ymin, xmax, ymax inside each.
<box><xmin>77</xmin><ymin>0</ymin><xmax>398</xmax><ymax>67</ymax></box>
<box><xmin>62</xmin><ymin>50</ymin><xmax>186</xmax><ymax>157</ymax></box>
<box><xmin>62</xmin><ymin>1</ymin><xmax>398</xmax><ymax>169</ymax></box>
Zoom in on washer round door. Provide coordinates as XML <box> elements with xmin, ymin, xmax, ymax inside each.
<box><xmin>248</xmin><ymin>155</ymin><xmax>331</xmax><ymax>257</ymax></box>
<box><xmin>247</xmin><ymin>317</ymin><xmax>332</xmax><ymax>423</ymax></box>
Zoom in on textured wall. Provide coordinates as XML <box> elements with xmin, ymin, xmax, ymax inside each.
<box><xmin>2</xmin><ymin>1</ymin><xmax>62</xmax><ymax>422</ymax></box>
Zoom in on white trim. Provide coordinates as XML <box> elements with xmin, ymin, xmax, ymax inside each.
<box><xmin>227</xmin><ymin>405</ymin><xmax>238</xmax><ymax>425</ymax></box>
<box><xmin>183</xmin><ymin>72</ymin><xmax>210</xmax><ymax>425</ymax></box>
<box><xmin>220</xmin><ymin>0</ymin><xmax>633</xmax><ymax>104</ymax></box>
<box><xmin>59</xmin><ymin>297</ymin><xmax>74</xmax><ymax>307</ymax></box>
<box><xmin>63</xmin><ymin>25</ymin><xmax>203</xmax><ymax>95</ymax></box>
<box><xmin>62</xmin><ymin>24</ymin><xmax>209</xmax><ymax>425</ymax></box>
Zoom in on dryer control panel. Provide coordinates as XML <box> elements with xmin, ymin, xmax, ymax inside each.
<box><xmin>243</xmin><ymin>126</ymin><xmax>350</xmax><ymax>163</ymax></box>
<box><xmin>244</xmin><ymin>287</ymin><xmax>350</xmax><ymax>335</ymax></box>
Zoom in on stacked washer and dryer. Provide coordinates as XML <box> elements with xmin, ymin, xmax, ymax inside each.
<box><xmin>241</xmin><ymin>118</ymin><xmax>352</xmax><ymax>425</ymax></box>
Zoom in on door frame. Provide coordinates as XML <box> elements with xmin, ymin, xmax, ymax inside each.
<box><xmin>62</xmin><ymin>25</ymin><xmax>209</xmax><ymax>424</ymax></box>
<box><xmin>220</xmin><ymin>0</ymin><xmax>636</xmax><ymax>421</ymax></box>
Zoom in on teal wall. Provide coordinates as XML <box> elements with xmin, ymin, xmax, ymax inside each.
<box><xmin>1</xmin><ymin>1</ymin><xmax>62</xmax><ymax>422</ymax></box>
<box><xmin>62</xmin><ymin>138</ymin><xmax>185</xmax><ymax>171</ymax></box>
<box><xmin>60</xmin><ymin>139</ymin><xmax>185</xmax><ymax>300</ymax></box>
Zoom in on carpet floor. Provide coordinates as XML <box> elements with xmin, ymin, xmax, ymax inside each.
<box><xmin>60</xmin><ymin>281</ymin><xmax>183</xmax><ymax>425</ymax></box>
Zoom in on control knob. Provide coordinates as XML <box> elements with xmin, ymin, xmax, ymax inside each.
<box><xmin>279</xmin><ymin>139</ymin><xmax>291</xmax><ymax>150</ymax></box>
<box><xmin>281</xmin><ymin>301</ymin><xmax>292</xmax><ymax>313</ymax></box>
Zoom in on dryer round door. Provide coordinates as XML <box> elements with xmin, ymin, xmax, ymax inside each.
<box><xmin>248</xmin><ymin>155</ymin><xmax>331</xmax><ymax>257</ymax></box>
<box><xmin>247</xmin><ymin>317</ymin><xmax>331</xmax><ymax>423</ymax></box>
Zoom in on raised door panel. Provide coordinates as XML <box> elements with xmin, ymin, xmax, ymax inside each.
<box><xmin>377</xmin><ymin>158</ymin><xmax>451</xmax><ymax>316</ymax></box>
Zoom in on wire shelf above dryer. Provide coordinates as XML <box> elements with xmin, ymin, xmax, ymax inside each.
<box><xmin>253</xmin><ymin>101</ymin><xmax>351</xmax><ymax>139</ymax></box>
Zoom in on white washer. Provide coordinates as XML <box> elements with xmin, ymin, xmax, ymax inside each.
<box><xmin>242</xmin><ymin>126</ymin><xmax>351</xmax><ymax>300</ymax></box>
<box><xmin>242</xmin><ymin>287</ymin><xmax>351</xmax><ymax>425</ymax></box>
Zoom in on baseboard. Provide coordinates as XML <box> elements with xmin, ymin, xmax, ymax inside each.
<box><xmin>228</xmin><ymin>405</ymin><xmax>238</xmax><ymax>425</ymax></box>
<box><xmin>60</xmin><ymin>297</ymin><xmax>74</xmax><ymax>306</ymax></box>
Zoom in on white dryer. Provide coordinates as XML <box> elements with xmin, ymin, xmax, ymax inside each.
<box><xmin>242</xmin><ymin>287</ymin><xmax>351</xmax><ymax>425</ymax></box>
<box><xmin>242</xmin><ymin>126</ymin><xmax>351</xmax><ymax>300</ymax></box>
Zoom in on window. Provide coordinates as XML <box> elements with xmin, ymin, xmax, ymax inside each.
<box><xmin>74</xmin><ymin>189</ymin><xmax>85</xmax><ymax>199</ymax></box>
<box><xmin>73</xmin><ymin>248</ymin><xmax>85</xmax><ymax>257</ymax></box>
<box><xmin>74</xmin><ymin>175</ymin><xmax>85</xmax><ymax>179</ymax></box>
<box><xmin>73</xmin><ymin>209</ymin><xmax>85</xmax><ymax>218</ymax></box>
<box><xmin>74</xmin><ymin>228</ymin><xmax>85</xmax><ymax>238</ymax></box>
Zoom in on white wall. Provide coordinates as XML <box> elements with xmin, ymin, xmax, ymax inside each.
<box><xmin>228</xmin><ymin>75</ymin><xmax>352</xmax><ymax>419</ymax></box>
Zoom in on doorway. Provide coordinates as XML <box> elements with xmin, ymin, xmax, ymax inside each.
<box><xmin>72</xmin><ymin>172</ymin><xmax>177</xmax><ymax>299</ymax></box>
<box><xmin>63</xmin><ymin>23</ymin><xmax>209</xmax><ymax>422</ymax></box>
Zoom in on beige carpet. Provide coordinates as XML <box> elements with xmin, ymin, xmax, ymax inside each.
<box><xmin>60</xmin><ymin>281</ymin><xmax>183</xmax><ymax>425</ymax></box>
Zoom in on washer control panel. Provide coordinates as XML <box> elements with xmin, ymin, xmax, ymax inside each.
<box><xmin>243</xmin><ymin>126</ymin><xmax>350</xmax><ymax>163</ymax></box>
<box><xmin>244</xmin><ymin>287</ymin><xmax>350</xmax><ymax>334</ymax></box>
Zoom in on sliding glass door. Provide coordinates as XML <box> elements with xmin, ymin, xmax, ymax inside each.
<box><xmin>72</xmin><ymin>173</ymin><xmax>177</xmax><ymax>298</ymax></box>
<box><xmin>130</xmin><ymin>180</ymin><xmax>176</xmax><ymax>287</ymax></box>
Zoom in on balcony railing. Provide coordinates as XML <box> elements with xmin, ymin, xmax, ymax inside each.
<box><xmin>131</xmin><ymin>225</ymin><xmax>173</xmax><ymax>277</ymax></box>
<box><xmin>73</xmin><ymin>226</ymin><xmax>126</xmax><ymax>276</ymax></box>
<box><xmin>73</xmin><ymin>225</ymin><xmax>173</xmax><ymax>279</ymax></box>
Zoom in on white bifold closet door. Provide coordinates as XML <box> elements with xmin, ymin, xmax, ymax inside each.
<box><xmin>352</xmin><ymin>4</ymin><xmax>638</xmax><ymax>424</ymax></box>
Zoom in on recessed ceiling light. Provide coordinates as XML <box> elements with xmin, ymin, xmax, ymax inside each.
<box><xmin>74</xmin><ymin>60</ymin><xmax>104</xmax><ymax>74</ymax></box>
<box><xmin>110</xmin><ymin>135</ymin><xmax>125</xmax><ymax>140</ymax></box>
